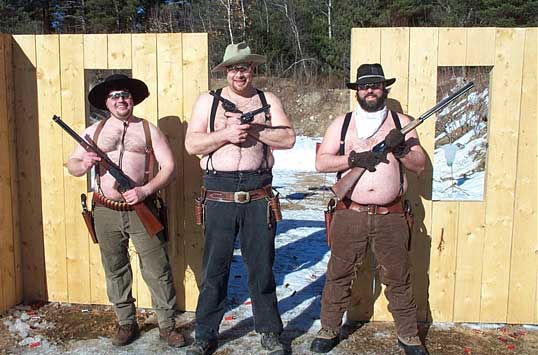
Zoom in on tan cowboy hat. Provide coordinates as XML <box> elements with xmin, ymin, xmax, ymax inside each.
<box><xmin>88</xmin><ymin>74</ymin><xmax>149</xmax><ymax>110</ymax></box>
<box><xmin>212</xmin><ymin>42</ymin><xmax>266</xmax><ymax>72</ymax></box>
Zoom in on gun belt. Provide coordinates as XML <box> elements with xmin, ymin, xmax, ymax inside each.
<box><xmin>336</xmin><ymin>197</ymin><xmax>403</xmax><ymax>215</ymax></box>
<box><xmin>93</xmin><ymin>192</ymin><xmax>134</xmax><ymax>211</ymax></box>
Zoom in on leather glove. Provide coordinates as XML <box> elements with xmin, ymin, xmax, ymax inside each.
<box><xmin>384</xmin><ymin>128</ymin><xmax>409</xmax><ymax>158</ymax></box>
<box><xmin>348</xmin><ymin>150</ymin><xmax>383</xmax><ymax>172</ymax></box>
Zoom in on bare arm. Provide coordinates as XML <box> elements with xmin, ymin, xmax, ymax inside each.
<box><xmin>246</xmin><ymin>92</ymin><xmax>295</xmax><ymax>149</ymax></box>
<box><xmin>185</xmin><ymin>92</ymin><xmax>250</xmax><ymax>155</ymax></box>
<box><xmin>315</xmin><ymin>115</ymin><xmax>350</xmax><ymax>173</ymax></box>
<box><xmin>123</xmin><ymin>125</ymin><xmax>176</xmax><ymax>205</ymax></box>
<box><xmin>66</xmin><ymin>125</ymin><xmax>101</xmax><ymax>176</ymax></box>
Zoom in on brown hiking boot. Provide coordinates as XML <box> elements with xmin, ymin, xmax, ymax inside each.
<box><xmin>112</xmin><ymin>322</ymin><xmax>139</xmax><ymax>346</ymax></box>
<box><xmin>159</xmin><ymin>327</ymin><xmax>186</xmax><ymax>347</ymax></box>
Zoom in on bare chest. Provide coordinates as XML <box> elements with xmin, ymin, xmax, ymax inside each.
<box><xmin>344</xmin><ymin>117</ymin><xmax>395</xmax><ymax>154</ymax></box>
<box><xmin>96</xmin><ymin>122</ymin><xmax>148</xmax><ymax>155</ymax></box>
<box><xmin>212</xmin><ymin>96</ymin><xmax>269</xmax><ymax>131</ymax></box>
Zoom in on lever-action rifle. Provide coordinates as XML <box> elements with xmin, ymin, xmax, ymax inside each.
<box><xmin>330</xmin><ymin>81</ymin><xmax>475</xmax><ymax>200</ymax></box>
<box><xmin>209</xmin><ymin>90</ymin><xmax>270</xmax><ymax>124</ymax></box>
<box><xmin>52</xmin><ymin>115</ymin><xmax>164</xmax><ymax>238</ymax></box>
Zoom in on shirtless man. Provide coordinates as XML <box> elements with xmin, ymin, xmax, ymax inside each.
<box><xmin>310</xmin><ymin>64</ymin><xmax>428</xmax><ymax>355</ymax></box>
<box><xmin>185</xmin><ymin>42</ymin><xmax>295</xmax><ymax>355</ymax></box>
<box><xmin>66</xmin><ymin>74</ymin><xmax>185</xmax><ymax>348</ymax></box>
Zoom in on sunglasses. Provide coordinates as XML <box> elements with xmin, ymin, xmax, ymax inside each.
<box><xmin>107</xmin><ymin>91</ymin><xmax>132</xmax><ymax>100</ymax></box>
<box><xmin>226</xmin><ymin>64</ymin><xmax>251</xmax><ymax>73</ymax></box>
<box><xmin>357</xmin><ymin>82</ymin><xmax>383</xmax><ymax>91</ymax></box>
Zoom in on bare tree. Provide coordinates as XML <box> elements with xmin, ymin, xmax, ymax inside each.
<box><xmin>219</xmin><ymin>0</ymin><xmax>234</xmax><ymax>43</ymax></box>
<box><xmin>272</xmin><ymin>0</ymin><xmax>306</xmax><ymax>76</ymax></box>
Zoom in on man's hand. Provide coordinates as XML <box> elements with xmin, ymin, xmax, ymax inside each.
<box><xmin>81</xmin><ymin>151</ymin><xmax>101</xmax><ymax>170</ymax></box>
<box><xmin>348</xmin><ymin>150</ymin><xmax>384</xmax><ymax>172</ymax></box>
<box><xmin>122</xmin><ymin>186</ymin><xmax>149</xmax><ymax>205</ymax></box>
<box><xmin>223</xmin><ymin>111</ymin><xmax>250</xmax><ymax>144</ymax></box>
<box><xmin>384</xmin><ymin>128</ymin><xmax>410</xmax><ymax>158</ymax></box>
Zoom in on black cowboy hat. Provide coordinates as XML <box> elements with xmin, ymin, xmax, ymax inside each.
<box><xmin>346</xmin><ymin>63</ymin><xmax>396</xmax><ymax>90</ymax></box>
<box><xmin>88</xmin><ymin>74</ymin><xmax>149</xmax><ymax>110</ymax></box>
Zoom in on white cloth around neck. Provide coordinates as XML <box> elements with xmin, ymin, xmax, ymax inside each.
<box><xmin>353</xmin><ymin>104</ymin><xmax>388</xmax><ymax>139</ymax></box>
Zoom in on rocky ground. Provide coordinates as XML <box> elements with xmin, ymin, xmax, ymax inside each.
<box><xmin>1</xmin><ymin>302</ymin><xmax>538</xmax><ymax>354</ymax></box>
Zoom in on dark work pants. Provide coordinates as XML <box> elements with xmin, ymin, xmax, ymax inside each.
<box><xmin>320</xmin><ymin>209</ymin><xmax>418</xmax><ymax>338</ymax></box>
<box><xmin>194</xmin><ymin>170</ymin><xmax>283</xmax><ymax>342</ymax></box>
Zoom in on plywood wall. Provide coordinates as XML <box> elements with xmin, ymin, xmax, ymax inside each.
<box><xmin>349</xmin><ymin>27</ymin><xmax>537</xmax><ymax>324</ymax></box>
<box><xmin>3</xmin><ymin>33</ymin><xmax>207</xmax><ymax>312</ymax></box>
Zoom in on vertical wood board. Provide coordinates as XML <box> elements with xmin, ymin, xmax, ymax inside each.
<box><xmin>480</xmin><ymin>28</ymin><xmax>526</xmax><ymax>323</ymax></box>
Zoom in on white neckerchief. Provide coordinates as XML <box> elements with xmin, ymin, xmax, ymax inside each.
<box><xmin>354</xmin><ymin>104</ymin><xmax>388</xmax><ymax>139</ymax></box>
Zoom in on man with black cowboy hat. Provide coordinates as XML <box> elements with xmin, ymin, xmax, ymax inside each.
<box><xmin>310</xmin><ymin>63</ymin><xmax>427</xmax><ymax>354</ymax></box>
<box><xmin>185</xmin><ymin>42</ymin><xmax>295</xmax><ymax>355</ymax></box>
<box><xmin>66</xmin><ymin>74</ymin><xmax>185</xmax><ymax>348</ymax></box>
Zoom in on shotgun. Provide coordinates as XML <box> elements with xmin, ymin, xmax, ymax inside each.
<box><xmin>52</xmin><ymin>115</ymin><xmax>164</xmax><ymax>238</ymax></box>
<box><xmin>330</xmin><ymin>81</ymin><xmax>475</xmax><ymax>200</ymax></box>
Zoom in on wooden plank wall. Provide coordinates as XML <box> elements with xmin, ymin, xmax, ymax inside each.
<box><xmin>0</xmin><ymin>34</ymin><xmax>22</xmax><ymax>314</ymax></box>
<box><xmin>349</xmin><ymin>27</ymin><xmax>537</xmax><ymax>323</ymax></box>
<box><xmin>6</xmin><ymin>33</ymin><xmax>208</xmax><ymax>312</ymax></box>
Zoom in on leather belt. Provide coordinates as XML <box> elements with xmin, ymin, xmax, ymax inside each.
<box><xmin>203</xmin><ymin>185</ymin><xmax>272</xmax><ymax>204</ymax></box>
<box><xmin>93</xmin><ymin>192</ymin><xmax>134</xmax><ymax>211</ymax></box>
<box><xmin>336</xmin><ymin>197</ymin><xmax>403</xmax><ymax>215</ymax></box>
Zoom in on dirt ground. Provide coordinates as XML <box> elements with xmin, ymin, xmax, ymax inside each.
<box><xmin>2</xmin><ymin>302</ymin><xmax>538</xmax><ymax>354</ymax></box>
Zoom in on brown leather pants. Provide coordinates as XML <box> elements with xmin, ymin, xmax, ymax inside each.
<box><xmin>320</xmin><ymin>208</ymin><xmax>418</xmax><ymax>337</ymax></box>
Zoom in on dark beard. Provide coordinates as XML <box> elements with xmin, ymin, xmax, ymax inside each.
<box><xmin>358</xmin><ymin>91</ymin><xmax>387</xmax><ymax>112</ymax></box>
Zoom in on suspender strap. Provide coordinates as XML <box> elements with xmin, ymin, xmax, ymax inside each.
<box><xmin>142</xmin><ymin>119</ymin><xmax>155</xmax><ymax>184</ymax></box>
<box><xmin>256</xmin><ymin>89</ymin><xmax>271</xmax><ymax>170</ymax></box>
<box><xmin>93</xmin><ymin>117</ymin><xmax>109</xmax><ymax>189</ymax></box>
<box><xmin>390</xmin><ymin>110</ymin><xmax>405</xmax><ymax>194</ymax></box>
<box><xmin>336</xmin><ymin>112</ymin><xmax>352</xmax><ymax>180</ymax></box>
<box><xmin>206</xmin><ymin>88</ymin><xmax>223</xmax><ymax>172</ymax></box>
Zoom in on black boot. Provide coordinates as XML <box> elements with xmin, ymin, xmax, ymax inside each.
<box><xmin>185</xmin><ymin>338</ymin><xmax>218</xmax><ymax>355</ymax></box>
<box><xmin>310</xmin><ymin>328</ymin><xmax>339</xmax><ymax>353</ymax></box>
<box><xmin>397</xmin><ymin>336</ymin><xmax>428</xmax><ymax>355</ymax></box>
<box><xmin>261</xmin><ymin>332</ymin><xmax>286</xmax><ymax>355</ymax></box>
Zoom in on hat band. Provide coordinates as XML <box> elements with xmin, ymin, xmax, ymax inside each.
<box><xmin>358</xmin><ymin>74</ymin><xmax>386</xmax><ymax>81</ymax></box>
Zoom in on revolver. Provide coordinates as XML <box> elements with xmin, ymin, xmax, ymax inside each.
<box><xmin>210</xmin><ymin>90</ymin><xmax>271</xmax><ymax>124</ymax></box>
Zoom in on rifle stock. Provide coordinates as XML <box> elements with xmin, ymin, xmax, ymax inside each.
<box><xmin>53</xmin><ymin>115</ymin><xmax>164</xmax><ymax>238</ymax></box>
<box><xmin>330</xmin><ymin>81</ymin><xmax>475</xmax><ymax>200</ymax></box>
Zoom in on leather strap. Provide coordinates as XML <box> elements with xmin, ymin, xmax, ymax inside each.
<box><xmin>142</xmin><ymin>119</ymin><xmax>155</xmax><ymax>184</ymax></box>
<box><xmin>336</xmin><ymin>197</ymin><xmax>403</xmax><ymax>215</ymax></box>
<box><xmin>203</xmin><ymin>185</ymin><xmax>272</xmax><ymax>203</ymax></box>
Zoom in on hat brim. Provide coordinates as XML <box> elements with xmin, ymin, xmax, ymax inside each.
<box><xmin>88</xmin><ymin>78</ymin><xmax>149</xmax><ymax>110</ymax></box>
<box><xmin>212</xmin><ymin>54</ymin><xmax>266</xmax><ymax>72</ymax></box>
<box><xmin>346</xmin><ymin>77</ymin><xmax>396</xmax><ymax>90</ymax></box>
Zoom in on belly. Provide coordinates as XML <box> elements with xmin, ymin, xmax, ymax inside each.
<box><xmin>348</xmin><ymin>158</ymin><xmax>407</xmax><ymax>205</ymax></box>
<box><xmin>200</xmin><ymin>143</ymin><xmax>274</xmax><ymax>171</ymax></box>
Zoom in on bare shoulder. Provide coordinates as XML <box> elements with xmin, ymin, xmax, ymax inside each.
<box><xmin>393</xmin><ymin>111</ymin><xmax>413</xmax><ymax>125</ymax></box>
<box><xmin>260</xmin><ymin>91</ymin><xmax>283</xmax><ymax>106</ymax></box>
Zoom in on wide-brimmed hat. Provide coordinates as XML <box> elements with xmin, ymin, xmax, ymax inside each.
<box><xmin>88</xmin><ymin>74</ymin><xmax>149</xmax><ymax>110</ymax></box>
<box><xmin>346</xmin><ymin>63</ymin><xmax>396</xmax><ymax>90</ymax></box>
<box><xmin>212</xmin><ymin>42</ymin><xmax>266</xmax><ymax>72</ymax></box>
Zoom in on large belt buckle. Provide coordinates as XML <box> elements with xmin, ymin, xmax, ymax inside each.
<box><xmin>367</xmin><ymin>205</ymin><xmax>377</xmax><ymax>215</ymax></box>
<box><xmin>234</xmin><ymin>191</ymin><xmax>251</xmax><ymax>204</ymax></box>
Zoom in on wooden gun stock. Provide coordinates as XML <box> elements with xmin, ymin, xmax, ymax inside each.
<box><xmin>330</xmin><ymin>82</ymin><xmax>475</xmax><ymax>200</ymax></box>
<box><xmin>133</xmin><ymin>202</ymin><xmax>164</xmax><ymax>237</ymax></box>
<box><xmin>330</xmin><ymin>167</ymin><xmax>367</xmax><ymax>200</ymax></box>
